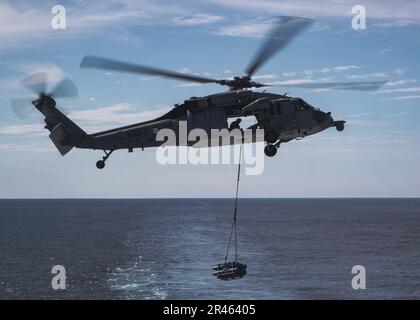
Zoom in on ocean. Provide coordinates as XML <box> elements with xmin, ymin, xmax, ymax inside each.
<box><xmin>0</xmin><ymin>199</ymin><xmax>419</xmax><ymax>299</ymax></box>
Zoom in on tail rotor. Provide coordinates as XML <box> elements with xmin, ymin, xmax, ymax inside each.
<box><xmin>11</xmin><ymin>73</ymin><xmax>78</xmax><ymax>119</ymax></box>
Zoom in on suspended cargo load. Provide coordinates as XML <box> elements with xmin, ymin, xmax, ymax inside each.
<box><xmin>213</xmin><ymin>261</ymin><xmax>247</xmax><ymax>280</ymax></box>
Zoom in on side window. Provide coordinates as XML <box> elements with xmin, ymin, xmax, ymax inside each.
<box><xmin>276</xmin><ymin>102</ymin><xmax>282</xmax><ymax>115</ymax></box>
<box><xmin>270</xmin><ymin>103</ymin><xmax>276</xmax><ymax>116</ymax></box>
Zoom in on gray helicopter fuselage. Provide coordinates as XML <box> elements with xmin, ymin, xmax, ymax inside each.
<box><xmin>68</xmin><ymin>90</ymin><xmax>338</xmax><ymax>151</ymax></box>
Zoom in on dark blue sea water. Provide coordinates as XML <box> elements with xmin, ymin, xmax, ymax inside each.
<box><xmin>0</xmin><ymin>199</ymin><xmax>420</xmax><ymax>299</ymax></box>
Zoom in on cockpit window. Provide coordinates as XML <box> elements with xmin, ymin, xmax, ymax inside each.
<box><xmin>292</xmin><ymin>98</ymin><xmax>312</xmax><ymax>111</ymax></box>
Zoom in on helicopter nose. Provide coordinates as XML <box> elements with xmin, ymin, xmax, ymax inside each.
<box><xmin>326</xmin><ymin>111</ymin><xmax>333</xmax><ymax>121</ymax></box>
<box><xmin>313</xmin><ymin>109</ymin><xmax>329</xmax><ymax>123</ymax></box>
<box><xmin>325</xmin><ymin>112</ymin><xmax>334</xmax><ymax>125</ymax></box>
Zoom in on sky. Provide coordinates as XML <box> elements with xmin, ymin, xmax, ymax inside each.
<box><xmin>0</xmin><ymin>0</ymin><xmax>420</xmax><ymax>198</ymax></box>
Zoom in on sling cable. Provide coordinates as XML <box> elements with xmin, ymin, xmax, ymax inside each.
<box><xmin>213</xmin><ymin>142</ymin><xmax>247</xmax><ymax>280</ymax></box>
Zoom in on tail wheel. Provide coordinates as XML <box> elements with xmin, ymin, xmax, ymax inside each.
<box><xmin>264</xmin><ymin>130</ymin><xmax>278</xmax><ymax>144</ymax></box>
<box><xmin>264</xmin><ymin>144</ymin><xmax>277</xmax><ymax>157</ymax></box>
<box><xmin>96</xmin><ymin>160</ymin><xmax>105</xmax><ymax>169</ymax></box>
<box><xmin>336</xmin><ymin>123</ymin><xmax>345</xmax><ymax>132</ymax></box>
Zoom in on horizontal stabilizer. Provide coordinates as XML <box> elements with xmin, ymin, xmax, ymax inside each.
<box><xmin>49</xmin><ymin>123</ymin><xmax>73</xmax><ymax>156</ymax></box>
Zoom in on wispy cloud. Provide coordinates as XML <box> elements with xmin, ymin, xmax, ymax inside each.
<box><xmin>212</xmin><ymin>19</ymin><xmax>272</xmax><ymax>37</ymax></box>
<box><xmin>172</xmin><ymin>14</ymin><xmax>224</xmax><ymax>26</ymax></box>
<box><xmin>373</xmin><ymin>20</ymin><xmax>419</xmax><ymax>27</ymax></box>
<box><xmin>346</xmin><ymin>112</ymin><xmax>375</xmax><ymax>118</ymax></box>
<box><xmin>108</xmin><ymin>28</ymin><xmax>144</xmax><ymax>48</ymax></box>
<box><xmin>0</xmin><ymin>124</ymin><xmax>45</xmax><ymax>135</ymax></box>
<box><xmin>0</xmin><ymin>63</ymin><xmax>67</xmax><ymax>97</ymax></box>
<box><xmin>394</xmin><ymin>68</ymin><xmax>406</xmax><ymax>75</ymax></box>
<box><xmin>385</xmin><ymin>79</ymin><xmax>416</xmax><ymax>86</ymax></box>
<box><xmin>346</xmin><ymin>72</ymin><xmax>388</xmax><ymax>79</ymax></box>
<box><xmin>267</xmin><ymin>79</ymin><xmax>320</xmax><ymax>86</ymax></box>
<box><xmin>13</xmin><ymin>63</ymin><xmax>65</xmax><ymax>83</ymax></box>
<box><xmin>282</xmin><ymin>65</ymin><xmax>361</xmax><ymax>78</ymax></box>
<box><xmin>282</xmin><ymin>72</ymin><xmax>297</xmax><ymax>77</ymax></box>
<box><xmin>384</xmin><ymin>112</ymin><xmax>408</xmax><ymax>118</ymax></box>
<box><xmin>0</xmin><ymin>142</ymin><xmax>53</xmax><ymax>152</ymax></box>
<box><xmin>252</xmin><ymin>74</ymin><xmax>277</xmax><ymax>80</ymax></box>
<box><xmin>205</xmin><ymin>0</ymin><xmax>420</xmax><ymax>25</ymax></box>
<box><xmin>0</xmin><ymin>1</ymin><xmax>223</xmax><ymax>49</ymax></box>
<box><xmin>177</xmin><ymin>82</ymin><xmax>206</xmax><ymax>88</ymax></box>
<box><xmin>0</xmin><ymin>103</ymin><xmax>172</xmax><ymax>136</ymax></box>
<box><xmin>309</xmin><ymin>21</ymin><xmax>330</xmax><ymax>32</ymax></box>
<box><xmin>67</xmin><ymin>103</ymin><xmax>171</xmax><ymax>132</ymax></box>
<box><xmin>333</xmin><ymin>65</ymin><xmax>361</xmax><ymax>72</ymax></box>
<box><xmin>376</xmin><ymin>87</ymin><xmax>420</xmax><ymax>94</ymax></box>
<box><xmin>382</xmin><ymin>95</ymin><xmax>420</xmax><ymax>101</ymax></box>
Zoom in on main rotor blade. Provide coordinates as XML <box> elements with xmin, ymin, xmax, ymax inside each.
<box><xmin>266</xmin><ymin>80</ymin><xmax>387</xmax><ymax>91</ymax></box>
<box><xmin>11</xmin><ymin>97</ymin><xmax>34</xmax><ymax>119</ymax></box>
<box><xmin>20</xmin><ymin>72</ymin><xmax>47</xmax><ymax>95</ymax></box>
<box><xmin>245</xmin><ymin>16</ymin><xmax>313</xmax><ymax>78</ymax></box>
<box><xmin>51</xmin><ymin>78</ymin><xmax>78</xmax><ymax>98</ymax></box>
<box><xmin>80</xmin><ymin>55</ymin><xmax>219</xmax><ymax>84</ymax></box>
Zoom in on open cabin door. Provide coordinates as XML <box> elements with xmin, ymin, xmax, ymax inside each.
<box><xmin>187</xmin><ymin>99</ymin><xmax>228</xmax><ymax>147</ymax></box>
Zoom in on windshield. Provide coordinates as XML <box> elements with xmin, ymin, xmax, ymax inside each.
<box><xmin>291</xmin><ymin>98</ymin><xmax>313</xmax><ymax>110</ymax></box>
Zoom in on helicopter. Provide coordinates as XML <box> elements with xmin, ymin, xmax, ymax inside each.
<box><xmin>11</xmin><ymin>16</ymin><xmax>386</xmax><ymax>169</ymax></box>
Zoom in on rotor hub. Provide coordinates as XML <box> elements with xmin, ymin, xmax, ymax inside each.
<box><xmin>218</xmin><ymin>76</ymin><xmax>265</xmax><ymax>91</ymax></box>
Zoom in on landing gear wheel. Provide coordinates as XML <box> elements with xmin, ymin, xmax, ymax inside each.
<box><xmin>265</xmin><ymin>130</ymin><xmax>278</xmax><ymax>144</ymax></box>
<box><xmin>96</xmin><ymin>150</ymin><xmax>114</xmax><ymax>169</ymax></box>
<box><xmin>264</xmin><ymin>144</ymin><xmax>277</xmax><ymax>157</ymax></box>
<box><xmin>96</xmin><ymin>160</ymin><xmax>105</xmax><ymax>169</ymax></box>
<box><xmin>336</xmin><ymin>123</ymin><xmax>344</xmax><ymax>132</ymax></box>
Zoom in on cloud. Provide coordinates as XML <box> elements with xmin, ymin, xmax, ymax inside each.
<box><xmin>385</xmin><ymin>79</ymin><xmax>416</xmax><ymax>86</ymax></box>
<box><xmin>0</xmin><ymin>63</ymin><xmax>66</xmax><ymax>95</ymax></box>
<box><xmin>108</xmin><ymin>28</ymin><xmax>144</xmax><ymax>48</ymax></box>
<box><xmin>177</xmin><ymin>83</ymin><xmax>206</xmax><ymax>88</ymax></box>
<box><xmin>205</xmin><ymin>0</ymin><xmax>420</xmax><ymax>25</ymax></box>
<box><xmin>0</xmin><ymin>76</ymin><xmax>22</xmax><ymax>92</ymax></box>
<box><xmin>67</xmin><ymin>103</ymin><xmax>172</xmax><ymax>132</ymax></box>
<box><xmin>172</xmin><ymin>14</ymin><xmax>224</xmax><ymax>25</ymax></box>
<box><xmin>376</xmin><ymin>87</ymin><xmax>420</xmax><ymax>94</ymax></box>
<box><xmin>382</xmin><ymin>95</ymin><xmax>420</xmax><ymax>101</ymax></box>
<box><xmin>0</xmin><ymin>124</ymin><xmax>45</xmax><ymax>135</ymax></box>
<box><xmin>346</xmin><ymin>72</ymin><xmax>388</xmax><ymax>79</ymax></box>
<box><xmin>0</xmin><ymin>3</ymin><xmax>51</xmax><ymax>48</ymax></box>
<box><xmin>373</xmin><ymin>20</ymin><xmax>419</xmax><ymax>27</ymax></box>
<box><xmin>281</xmin><ymin>65</ymin><xmax>362</xmax><ymax>78</ymax></box>
<box><xmin>268</xmin><ymin>79</ymin><xmax>319</xmax><ymax>86</ymax></box>
<box><xmin>282</xmin><ymin>72</ymin><xmax>297</xmax><ymax>77</ymax></box>
<box><xmin>346</xmin><ymin>113</ymin><xmax>375</xmax><ymax>118</ymax></box>
<box><xmin>252</xmin><ymin>74</ymin><xmax>277</xmax><ymax>80</ymax></box>
<box><xmin>384</xmin><ymin>112</ymin><xmax>408</xmax><ymax>118</ymax></box>
<box><xmin>266</xmin><ymin>77</ymin><xmax>340</xmax><ymax>86</ymax></box>
<box><xmin>0</xmin><ymin>103</ymin><xmax>172</xmax><ymax>136</ymax></box>
<box><xmin>178</xmin><ymin>67</ymin><xmax>192</xmax><ymax>74</ymax></box>
<box><xmin>0</xmin><ymin>142</ymin><xmax>53</xmax><ymax>152</ymax></box>
<box><xmin>333</xmin><ymin>65</ymin><xmax>361</xmax><ymax>72</ymax></box>
<box><xmin>309</xmin><ymin>22</ymin><xmax>330</xmax><ymax>32</ymax></box>
<box><xmin>0</xmin><ymin>1</ymin><xmax>222</xmax><ymax>49</ymax></box>
<box><xmin>14</xmin><ymin>63</ymin><xmax>65</xmax><ymax>83</ymax></box>
<box><xmin>213</xmin><ymin>20</ymin><xmax>272</xmax><ymax>37</ymax></box>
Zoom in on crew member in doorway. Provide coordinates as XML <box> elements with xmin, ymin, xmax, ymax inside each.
<box><xmin>229</xmin><ymin>118</ymin><xmax>242</xmax><ymax>131</ymax></box>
